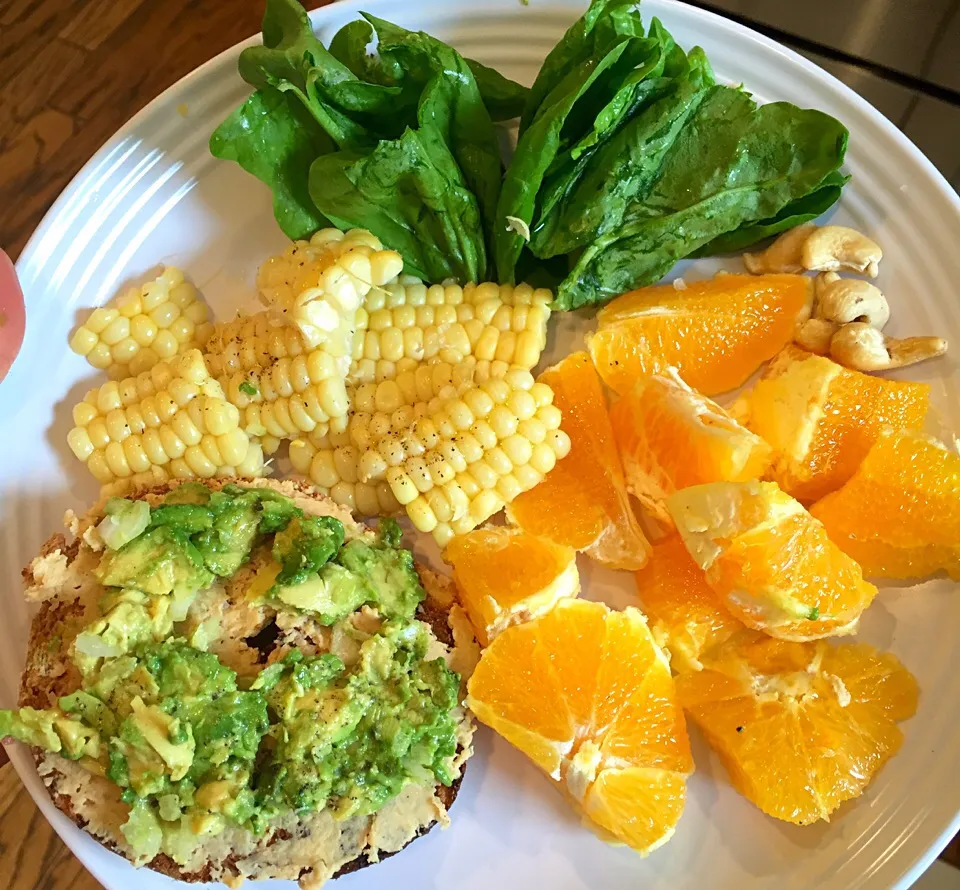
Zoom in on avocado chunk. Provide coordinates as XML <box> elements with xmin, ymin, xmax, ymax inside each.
<box><xmin>273</xmin><ymin>563</ymin><xmax>369</xmax><ymax>624</ymax></box>
<box><xmin>268</xmin><ymin>519</ymin><xmax>423</xmax><ymax>624</ymax></box>
<box><xmin>252</xmin><ymin>621</ymin><xmax>460</xmax><ymax>821</ymax></box>
<box><xmin>337</xmin><ymin>521</ymin><xmax>425</xmax><ymax>622</ymax></box>
<box><xmin>72</xmin><ymin>590</ymin><xmax>176</xmax><ymax>677</ymax></box>
<box><xmin>60</xmin><ymin>690</ymin><xmax>118</xmax><ymax>736</ymax></box>
<box><xmin>97</xmin><ymin>526</ymin><xmax>213</xmax><ymax>597</ymax></box>
<box><xmin>272</xmin><ymin>515</ymin><xmax>345</xmax><ymax>585</ymax></box>
<box><xmin>121</xmin><ymin>798</ymin><xmax>164</xmax><ymax>863</ymax></box>
<box><xmin>0</xmin><ymin>707</ymin><xmax>99</xmax><ymax>760</ymax></box>
<box><xmin>95</xmin><ymin>484</ymin><xmax>306</xmax><ymax>601</ymax></box>
<box><xmin>97</xmin><ymin>498</ymin><xmax>151</xmax><ymax>550</ymax></box>
<box><xmin>129</xmin><ymin>697</ymin><xmax>195</xmax><ymax>781</ymax></box>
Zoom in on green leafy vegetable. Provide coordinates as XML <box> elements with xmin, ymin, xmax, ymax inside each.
<box><xmin>498</xmin><ymin>0</ymin><xmax>849</xmax><ymax>309</ymax></box>
<box><xmin>211</xmin><ymin>0</ymin><xmax>527</xmax><ymax>274</ymax></box>
<box><xmin>557</xmin><ymin>89</ymin><xmax>849</xmax><ymax>308</ymax></box>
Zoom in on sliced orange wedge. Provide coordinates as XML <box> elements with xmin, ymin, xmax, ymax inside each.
<box><xmin>508</xmin><ymin>352</ymin><xmax>651</xmax><ymax>570</ymax></box>
<box><xmin>467</xmin><ymin>599</ymin><xmax>693</xmax><ymax>854</ymax></box>
<box><xmin>588</xmin><ymin>274</ymin><xmax>810</xmax><ymax>396</ymax></box>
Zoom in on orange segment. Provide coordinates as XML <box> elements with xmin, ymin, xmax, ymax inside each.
<box><xmin>587</xmin><ymin>274</ymin><xmax>811</xmax><ymax>397</ymax></box>
<box><xmin>668</xmin><ymin>480</ymin><xmax>877</xmax><ymax>641</ymax></box>
<box><xmin>610</xmin><ymin>370</ymin><xmax>772</xmax><ymax>525</ymax></box>
<box><xmin>443</xmin><ymin>527</ymin><xmax>579</xmax><ymax>645</ymax></box>
<box><xmin>676</xmin><ymin>636</ymin><xmax>918</xmax><ymax>824</ymax></box>
<box><xmin>583</xmin><ymin>767</ymin><xmax>688</xmax><ymax>854</ymax></box>
<box><xmin>733</xmin><ymin>346</ymin><xmax>930</xmax><ymax>502</ymax></box>
<box><xmin>507</xmin><ymin>352</ymin><xmax>651</xmax><ymax>570</ymax></box>
<box><xmin>634</xmin><ymin>537</ymin><xmax>746</xmax><ymax>671</ymax></box>
<box><xmin>467</xmin><ymin>600</ymin><xmax>692</xmax><ymax>854</ymax></box>
<box><xmin>811</xmin><ymin>429</ymin><xmax>960</xmax><ymax>580</ymax></box>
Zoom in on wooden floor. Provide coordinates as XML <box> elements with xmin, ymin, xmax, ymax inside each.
<box><xmin>0</xmin><ymin>0</ymin><xmax>958</xmax><ymax>887</ymax></box>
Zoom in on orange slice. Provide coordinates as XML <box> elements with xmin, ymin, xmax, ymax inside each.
<box><xmin>587</xmin><ymin>274</ymin><xmax>811</xmax><ymax>397</ymax></box>
<box><xmin>733</xmin><ymin>346</ymin><xmax>930</xmax><ymax>502</ymax></box>
<box><xmin>443</xmin><ymin>526</ymin><xmax>579</xmax><ymax>645</ymax></box>
<box><xmin>467</xmin><ymin>599</ymin><xmax>693</xmax><ymax>854</ymax></box>
<box><xmin>634</xmin><ymin>536</ymin><xmax>746</xmax><ymax>672</ymax></box>
<box><xmin>811</xmin><ymin>429</ymin><xmax>960</xmax><ymax>580</ymax></box>
<box><xmin>676</xmin><ymin>635</ymin><xmax>918</xmax><ymax>824</ymax></box>
<box><xmin>507</xmin><ymin>352</ymin><xmax>651</xmax><ymax>570</ymax></box>
<box><xmin>668</xmin><ymin>480</ymin><xmax>877</xmax><ymax>641</ymax></box>
<box><xmin>610</xmin><ymin>369</ymin><xmax>772</xmax><ymax>525</ymax></box>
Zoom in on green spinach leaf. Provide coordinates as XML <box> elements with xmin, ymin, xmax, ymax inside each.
<box><xmin>209</xmin><ymin>86</ymin><xmax>332</xmax><ymax>240</ymax></box>
<box><xmin>555</xmin><ymin>88</ymin><xmax>849</xmax><ymax>308</ymax></box>
<box><xmin>693</xmin><ymin>168</ymin><xmax>850</xmax><ymax>256</ymax></box>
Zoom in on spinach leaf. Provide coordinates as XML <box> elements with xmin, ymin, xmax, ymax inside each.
<box><xmin>209</xmin><ymin>86</ymin><xmax>332</xmax><ymax>240</ymax></box>
<box><xmin>329</xmin><ymin>19</ymin><xmax>528</xmax><ymax>122</ymax></box>
<box><xmin>364</xmin><ymin>15</ymin><xmax>503</xmax><ymax>257</ymax></box>
<box><xmin>519</xmin><ymin>0</ymin><xmax>648</xmax><ymax>134</ymax></box>
<box><xmin>531</xmin><ymin>43</ymin><xmax>714</xmax><ymax>259</ymax></box>
<box><xmin>495</xmin><ymin>39</ymin><xmax>637</xmax><ymax>282</ymax></box>
<box><xmin>237</xmin><ymin>0</ymin><xmax>373</xmax><ymax>149</ymax></box>
<box><xmin>309</xmin><ymin>120</ymin><xmax>486</xmax><ymax>283</ymax></box>
<box><xmin>466</xmin><ymin>60</ymin><xmax>530</xmax><ymax>122</ymax></box>
<box><xmin>693</xmin><ymin>169</ymin><xmax>850</xmax><ymax>256</ymax></box>
<box><xmin>505</xmin><ymin>0</ymin><xmax>849</xmax><ymax>309</ymax></box>
<box><xmin>555</xmin><ymin>89</ymin><xmax>849</xmax><ymax>309</ymax></box>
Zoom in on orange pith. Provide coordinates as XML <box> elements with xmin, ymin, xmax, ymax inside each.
<box><xmin>676</xmin><ymin>635</ymin><xmax>918</xmax><ymax>824</ymax></box>
<box><xmin>634</xmin><ymin>537</ymin><xmax>746</xmax><ymax>671</ymax></box>
<box><xmin>443</xmin><ymin>526</ymin><xmax>579</xmax><ymax>645</ymax></box>
<box><xmin>466</xmin><ymin>599</ymin><xmax>693</xmax><ymax>854</ymax></box>
<box><xmin>733</xmin><ymin>346</ymin><xmax>930</xmax><ymax>502</ymax></box>
<box><xmin>610</xmin><ymin>370</ymin><xmax>772</xmax><ymax>525</ymax></box>
<box><xmin>587</xmin><ymin>274</ymin><xmax>811</xmax><ymax>397</ymax></box>
<box><xmin>811</xmin><ymin>429</ymin><xmax>960</xmax><ymax>580</ymax></box>
<box><xmin>668</xmin><ymin>480</ymin><xmax>877</xmax><ymax>641</ymax></box>
<box><xmin>507</xmin><ymin>352</ymin><xmax>651</xmax><ymax>570</ymax></box>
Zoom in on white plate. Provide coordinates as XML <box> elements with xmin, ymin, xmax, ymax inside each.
<box><xmin>4</xmin><ymin>1</ymin><xmax>960</xmax><ymax>888</ymax></box>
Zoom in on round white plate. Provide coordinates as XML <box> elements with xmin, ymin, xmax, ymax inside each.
<box><xmin>4</xmin><ymin>1</ymin><xmax>960</xmax><ymax>888</ymax></box>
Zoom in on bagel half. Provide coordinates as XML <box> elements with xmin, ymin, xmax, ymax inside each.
<box><xmin>15</xmin><ymin>478</ymin><xmax>478</xmax><ymax>888</ymax></box>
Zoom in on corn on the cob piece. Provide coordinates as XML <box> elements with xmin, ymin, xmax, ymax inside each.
<box><xmin>349</xmin><ymin>279</ymin><xmax>553</xmax><ymax>384</ymax></box>
<box><xmin>66</xmin><ymin>349</ymin><xmax>264</xmax><ymax>486</ymax></box>
<box><xmin>289</xmin><ymin>437</ymin><xmax>401</xmax><ymax>518</ymax></box>
<box><xmin>203</xmin><ymin>312</ymin><xmax>317</xmax><ymax>378</ymax></box>
<box><xmin>340</xmin><ymin>373</ymin><xmax>569</xmax><ymax>544</ymax></box>
<box><xmin>257</xmin><ymin>228</ymin><xmax>403</xmax><ymax>349</ymax></box>
<box><xmin>205</xmin><ymin>310</ymin><xmax>351</xmax><ymax>444</ymax></box>
<box><xmin>300</xmin><ymin>357</ymin><xmax>514</xmax><ymax>455</ymax></box>
<box><xmin>69</xmin><ymin>268</ymin><xmax>213</xmax><ymax>379</ymax></box>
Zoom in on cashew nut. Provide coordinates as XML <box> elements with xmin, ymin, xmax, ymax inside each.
<box><xmin>814</xmin><ymin>275</ymin><xmax>890</xmax><ymax>329</ymax></box>
<box><xmin>829</xmin><ymin>322</ymin><xmax>947</xmax><ymax>371</ymax></box>
<box><xmin>801</xmin><ymin>226</ymin><xmax>882</xmax><ymax>278</ymax></box>
<box><xmin>795</xmin><ymin>318</ymin><xmax>838</xmax><ymax>355</ymax></box>
<box><xmin>743</xmin><ymin>223</ymin><xmax>817</xmax><ymax>274</ymax></box>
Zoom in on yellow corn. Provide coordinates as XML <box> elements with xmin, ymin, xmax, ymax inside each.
<box><xmin>66</xmin><ymin>349</ymin><xmax>264</xmax><ymax>486</ymax></box>
<box><xmin>302</xmin><ymin>357</ymin><xmax>513</xmax><ymax>453</ymax></box>
<box><xmin>338</xmin><ymin>373</ymin><xmax>570</xmax><ymax>545</ymax></box>
<box><xmin>205</xmin><ymin>310</ymin><xmax>351</xmax><ymax>444</ymax></box>
<box><xmin>289</xmin><ymin>438</ymin><xmax>401</xmax><ymax>518</ymax></box>
<box><xmin>257</xmin><ymin>228</ymin><xmax>403</xmax><ymax>349</ymax></box>
<box><xmin>349</xmin><ymin>279</ymin><xmax>553</xmax><ymax>384</ymax></box>
<box><xmin>69</xmin><ymin>268</ymin><xmax>213</xmax><ymax>379</ymax></box>
<box><xmin>203</xmin><ymin>312</ymin><xmax>316</xmax><ymax>378</ymax></box>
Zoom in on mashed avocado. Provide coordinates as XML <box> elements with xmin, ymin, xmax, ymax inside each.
<box><xmin>1</xmin><ymin>484</ymin><xmax>460</xmax><ymax>868</ymax></box>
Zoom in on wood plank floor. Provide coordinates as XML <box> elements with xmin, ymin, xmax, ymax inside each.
<box><xmin>0</xmin><ymin>0</ymin><xmax>957</xmax><ymax>886</ymax></box>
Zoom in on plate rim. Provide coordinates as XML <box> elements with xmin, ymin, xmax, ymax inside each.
<box><xmin>9</xmin><ymin>2</ymin><xmax>960</xmax><ymax>888</ymax></box>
